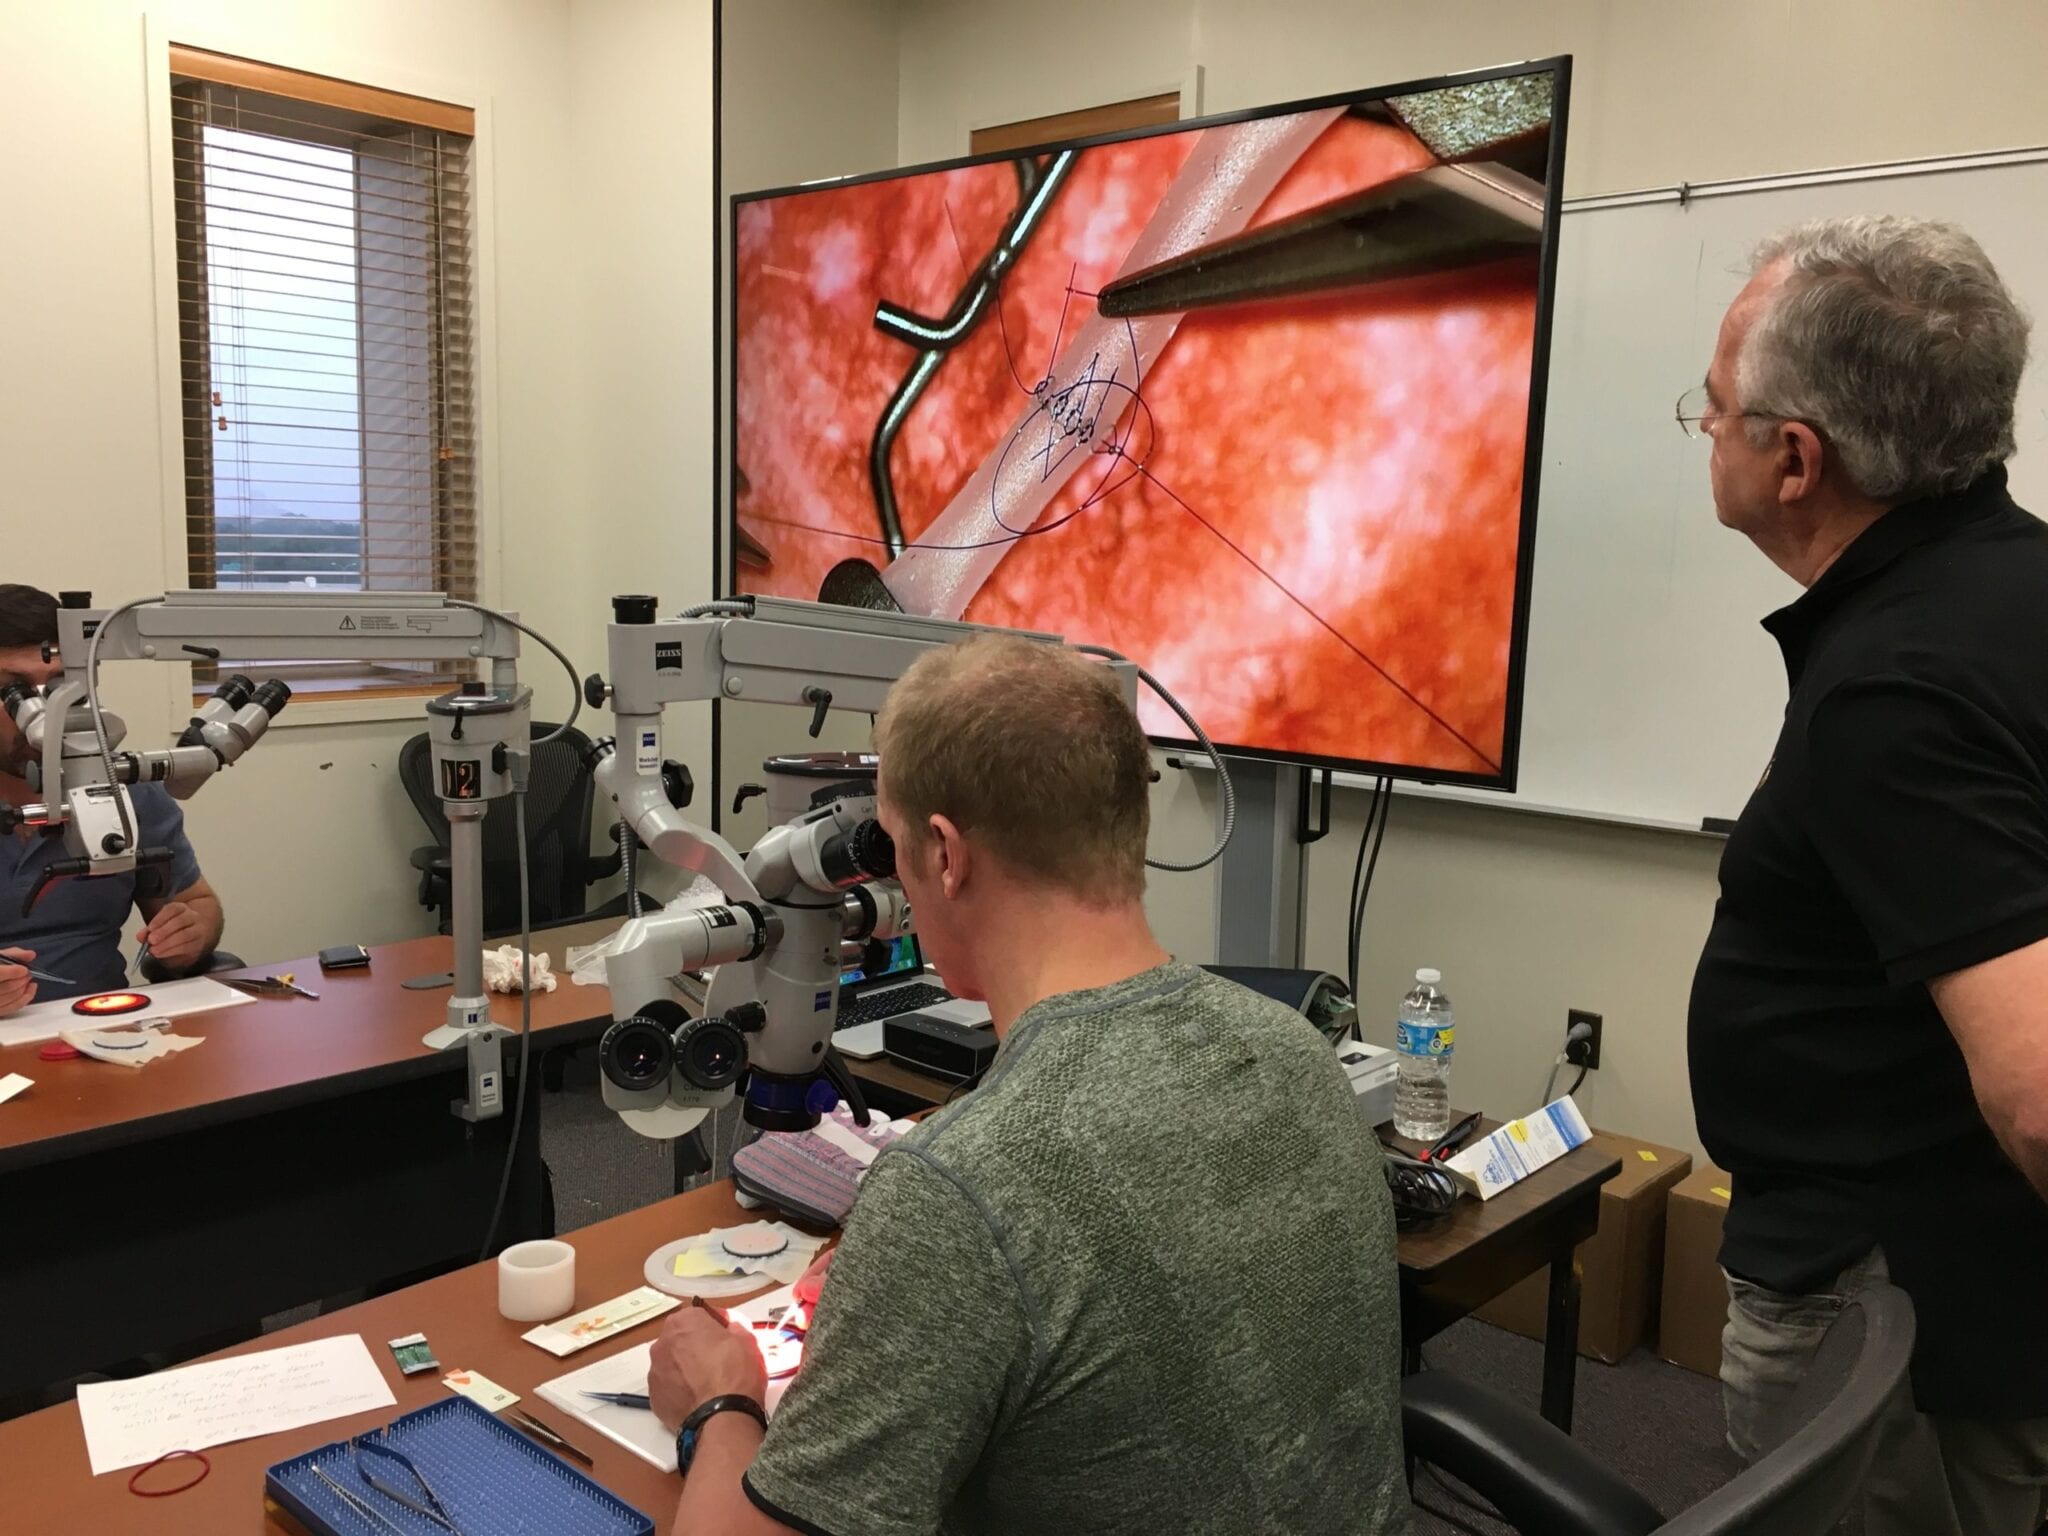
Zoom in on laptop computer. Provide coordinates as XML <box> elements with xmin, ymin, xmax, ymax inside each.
<box><xmin>832</xmin><ymin>934</ymin><xmax>990</xmax><ymax>1059</ymax></box>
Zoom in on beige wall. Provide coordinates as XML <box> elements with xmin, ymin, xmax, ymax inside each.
<box><xmin>1</xmin><ymin>0</ymin><xmax>714</xmax><ymax>963</ymax></box>
<box><xmin>896</xmin><ymin>0</ymin><xmax>2048</xmax><ymax>196</ymax></box>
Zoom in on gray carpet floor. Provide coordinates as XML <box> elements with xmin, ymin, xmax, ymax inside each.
<box><xmin>533</xmin><ymin>1054</ymin><xmax>1744</xmax><ymax>1530</ymax></box>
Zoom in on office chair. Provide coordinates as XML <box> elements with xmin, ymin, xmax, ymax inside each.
<box><xmin>1402</xmin><ymin>1283</ymin><xmax>1915</xmax><ymax>1536</ymax></box>
<box><xmin>401</xmin><ymin>723</ymin><xmax>662</xmax><ymax>1092</ymax></box>
<box><xmin>399</xmin><ymin>722</ymin><xmax>657</xmax><ymax>938</ymax></box>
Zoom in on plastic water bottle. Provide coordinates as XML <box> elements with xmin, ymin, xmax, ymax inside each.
<box><xmin>1394</xmin><ymin>968</ymin><xmax>1455</xmax><ymax>1140</ymax></box>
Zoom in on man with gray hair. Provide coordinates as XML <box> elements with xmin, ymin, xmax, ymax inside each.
<box><xmin>1687</xmin><ymin>215</ymin><xmax>2048</xmax><ymax>1533</ymax></box>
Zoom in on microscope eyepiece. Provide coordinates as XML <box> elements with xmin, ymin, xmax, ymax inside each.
<box><xmin>251</xmin><ymin>679</ymin><xmax>293</xmax><ymax>718</ymax></box>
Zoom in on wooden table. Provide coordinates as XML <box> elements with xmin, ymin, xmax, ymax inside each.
<box><xmin>0</xmin><ymin>919</ymin><xmax>621</xmax><ymax>1403</ymax></box>
<box><xmin>1384</xmin><ymin>1117</ymin><xmax>1622</xmax><ymax>1431</ymax></box>
<box><xmin>0</xmin><ymin>1184</ymin><xmax>756</xmax><ymax>1533</ymax></box>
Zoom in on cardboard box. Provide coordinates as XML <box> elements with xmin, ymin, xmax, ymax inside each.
<box><xmin>1474</xmin><ymin>1131</ymin><xmax>1692</xmax><ymax>1362</ymax></box>
<box><xmin>1657</xmin><ymin>1160</ymin><xmax>1734</xmax><ymax>1377</ymax></box>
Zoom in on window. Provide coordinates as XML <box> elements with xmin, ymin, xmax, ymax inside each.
<box><xmin>169</xmin><ymin>47</ymin><xmax>477</xmax><ymax>697</ymax></box>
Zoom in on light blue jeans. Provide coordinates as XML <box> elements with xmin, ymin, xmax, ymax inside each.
<box><xmin>1721</xmin><ymin>1247</ymin><xmax>2048</xmax><ymax>1536</ymax></box>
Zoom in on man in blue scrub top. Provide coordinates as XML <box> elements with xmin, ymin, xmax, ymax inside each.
<box><xmin>0</xmin><ymin>585</ymin><xmax>224</xmax><ymax>1013</ymax></box>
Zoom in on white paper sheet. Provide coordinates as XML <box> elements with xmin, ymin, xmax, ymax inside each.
<box><xmin>0</xmin><ymin>976</ymin><xmax>255</xmax><ymax>1050</ymax></box>
<box><xmin>76</xmin><ymin>1334</ymin><xmax>396</xmax><ymax>1475</ymax></box>
<box><xmin>534</xmin><ymin>1285</ymin><xmax>801</xmax><ymax>1471</ymax></box>
<box><xmin>521</xmin><ymin>1286</ymin><xmax>680</xmax><ymax>1358</ymax></box>
<box><xmin>0</xmin><ymin>1071</ymin><xmax>31</xmax><ymax>1104</ymax></box>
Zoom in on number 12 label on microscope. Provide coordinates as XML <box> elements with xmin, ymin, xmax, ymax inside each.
<box><xmin>440</xmin><ymin>760</ymin><xmax>482</xmax><ymax>799</ymax></box>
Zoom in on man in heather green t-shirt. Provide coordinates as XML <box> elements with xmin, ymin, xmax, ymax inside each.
<box><xmin>648</xmin><ymin>635</ymin><xmax>1407</xmax><ymax>1536</ymax></box>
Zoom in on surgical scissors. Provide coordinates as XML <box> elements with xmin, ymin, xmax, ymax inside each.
<box><xmin>352</xmin><ymin>1435</ymin><xmax>467</xmax><ymax>1535</ymax></box>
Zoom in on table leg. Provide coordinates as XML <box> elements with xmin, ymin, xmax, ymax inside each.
<box><xmin>1540</xmin><ymin>1249</ymin><xmax>1582</xmax><ymax>1431</ymax></box>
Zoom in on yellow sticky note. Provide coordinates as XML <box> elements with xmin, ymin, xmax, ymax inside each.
<box><xmin>1710</xmin><ymin>1185</ymin><xmax>1732</xmax><ymax>1201</ymax></box>
<box><xmin>673</xmin><ymin>1248</ymin><xmax>737</xmax><ymax>1279</ymax></box>
<box><xmin>1637</xmin><ymin>1149</ymin><xmax>1659</xmax><ymax>1162</ymax></box>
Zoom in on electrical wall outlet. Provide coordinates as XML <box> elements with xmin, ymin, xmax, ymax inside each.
<box><xmin>1566</xmin><ymin>1008</ymin><xmax>1603</xmax><ymax>1071</ymax></box>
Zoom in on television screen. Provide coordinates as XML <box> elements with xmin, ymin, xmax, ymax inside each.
<box><xmin>728</xmin><ymin>59</ymin><xmax>1569</xmax><ymax>786</ymax></box>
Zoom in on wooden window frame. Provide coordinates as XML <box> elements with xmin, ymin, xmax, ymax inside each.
<box><xmin>169</xmin><ymin>46</ymin><xmax>478</xmax><ymax>705</ymax></box>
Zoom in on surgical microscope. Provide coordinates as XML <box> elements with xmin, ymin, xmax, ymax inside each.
<box><xmin>4</xmin><ymin>589</ymin><xmax>555</xmax><ymax>1123</ymax></box>
<box><xmin>584</xmin><ymin>594</ymin><xmax>1142</xmax><ymax>1141</ymax></box>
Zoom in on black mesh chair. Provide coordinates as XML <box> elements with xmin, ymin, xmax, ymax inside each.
<box><xmin>399</xmin><ymin>723</ymin><xmax>654</xmax><ymax>937</ymax></box>
<box><xmin>1402</xmin><ymin>1283</ymin><xmax>1915</xmax><ymax>1536</ymax></box>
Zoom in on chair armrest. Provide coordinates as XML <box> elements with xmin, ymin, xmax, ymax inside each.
<box><xmin>410</xmin><ymin>845</ymin><xmax>450</xmax><ymax>874</ymax></box>
<box><xmin>1403</xmin><ymin>1372</ymin><xmax>1665</xmax><ymax>1536</ymax></box>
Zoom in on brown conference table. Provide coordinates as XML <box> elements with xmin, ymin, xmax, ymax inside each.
<box><xmin>0</xmin><ymin>1140</ymin><xmax>1622</xmax><ymax>1531</ymax></box>
<box><xmin>0</xmin><ymin>1181</ymin><xmax>758</xmax><ymax>1533</ymax></box>
<box><xmin>0</xmin><ymin>918</ymin><xmax>620</xmax><ymax>1404</ymax></box>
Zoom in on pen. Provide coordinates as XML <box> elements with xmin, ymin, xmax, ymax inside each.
<box><xmin>580</xmin><ymin>1389</ymin><xmax>653</xmax><ymax>1411</ymax></box>
<box><xmin>1422</xmin><ymin>1112</ymin><xmax>1484</xmax><ymax>1163</ymax></box>
<box><xmin>509</xmin><ymin>1408</ymin><xmax>593</xmax><ymax>1464</ymax></box>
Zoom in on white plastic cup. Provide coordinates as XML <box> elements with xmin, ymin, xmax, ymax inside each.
<box><xmin>498</xmin><ymin>1239</ymin><xmax>576</xmax><ymax>1321</ymax></box>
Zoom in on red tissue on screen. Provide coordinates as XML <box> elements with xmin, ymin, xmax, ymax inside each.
<box><xmin>732</xmin><ymin>109</ymin><xmax>1543</xmax><ymax>778</ymax></box>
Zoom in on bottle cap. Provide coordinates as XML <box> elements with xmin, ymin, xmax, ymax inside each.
<box><xmin>1415</xmin><ymin>967</ymin><xmax>1441</xmax><ymax>985</ymax></box>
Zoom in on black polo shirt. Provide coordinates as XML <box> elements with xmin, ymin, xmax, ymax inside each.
<box><xmin>1688</xmin><ymin>465</ymin><xmax>2048</xmax><ymax>1418</ymax></box>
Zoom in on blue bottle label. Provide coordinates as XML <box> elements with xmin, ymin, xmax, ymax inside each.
<box><xmin>1396</xmin><ymin>1021</ymin><xmax>1455</xmax><ymax>1057</ymax></box>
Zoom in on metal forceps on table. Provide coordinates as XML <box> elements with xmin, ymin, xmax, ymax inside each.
<box><xmin>352</xmin><ymin>1434</ymin><xmax>469</xmax><ymax>1535</ymax></box>
<box><xmin>221</xmin><ymin>972</ymin><xmax>320</xmax><ymax>1000</ymax></box>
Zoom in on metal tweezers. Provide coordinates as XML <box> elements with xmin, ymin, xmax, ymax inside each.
<box><xmin>1094</xmin><ymin>159</ymin><xmax>1544</xmax><ymax>320</ymax></box>
<box><xmin>352</xmin><ymin>1435</ymin><xmax>468</xmax><ymax>1535</ymax></box>
<box><xmin>222</xmin><ymin>973</ymin><xmax>320</xmax><ymax>1000</ymax></box>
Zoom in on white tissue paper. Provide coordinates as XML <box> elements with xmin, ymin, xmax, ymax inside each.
<box><xmin>482</xmin><ymin>947</ymin><xmax>557</xmax><ymax>994</ymax></box>
<box><xmin>667</xmin><ymin>1223</ymin><xmax>828</xmax><ymax>1287</ymax></box>
<box><xmin>566</xmin><ymin>932</ymin><xmax>629</xmax><ymax>988</ymax></box>
<box><xmin>60</xmin><ymin>1025</ymin><xmax>206</xmax><ymax>1067</ymax></box>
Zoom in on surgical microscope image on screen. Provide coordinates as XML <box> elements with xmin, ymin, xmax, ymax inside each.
<box><xmin>730</xmin><ymin>70</ymin><xmax>1560</xmax><ymax>782</ymax></box>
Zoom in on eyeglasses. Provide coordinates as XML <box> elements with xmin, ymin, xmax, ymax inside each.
<box><xmin>1674</xmin><ymin>383</ymin><xmax>1783</xmax><ymax>440</ymax></box>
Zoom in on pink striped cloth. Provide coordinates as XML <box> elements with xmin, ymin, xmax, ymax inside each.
<box><xmin>731</xmin><ymin>1103</ymin><xmax>908</xmax><ymax>1228</ymax></box>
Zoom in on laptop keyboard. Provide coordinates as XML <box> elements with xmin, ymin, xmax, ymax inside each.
<box><xmin>837</xmin><ymin>982</ymin><xmax>950</xmax><ymax>1028</ymax></box>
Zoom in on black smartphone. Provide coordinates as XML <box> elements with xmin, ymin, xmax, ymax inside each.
<box><xmin>318</xmin><ymin>944</ymin><xmax>372</xmax><ymax>971</ymax></box>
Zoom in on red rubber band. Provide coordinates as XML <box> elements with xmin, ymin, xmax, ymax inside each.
<box><xmin>128</xmin><ymin>1447</ymin><xmax>211</xmax><ymax>1496</ymax></box>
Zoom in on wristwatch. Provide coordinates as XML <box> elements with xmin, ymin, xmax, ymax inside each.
<box><xmin>676</xmin><ymin>1393</ymin><xmax>768</xmax><ymax>1477</ymax></box>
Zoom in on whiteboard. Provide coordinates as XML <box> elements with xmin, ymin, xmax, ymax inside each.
<box><xmin>1416</xmin><ymin>147</ymin><xmax>2048</xmax><ymax>833</ymax></box>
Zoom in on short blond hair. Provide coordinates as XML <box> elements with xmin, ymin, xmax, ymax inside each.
<box><xmin>874</xmin><ymin>635</ymin><xmax>1150</xmax><ymax>904</ymax></box>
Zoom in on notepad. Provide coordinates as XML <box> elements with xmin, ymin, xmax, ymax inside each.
<box><xmin>76</xmin><ymin>1334</ymin><xmax>395</xmax><ymax>1475</ymax></box>
<box><xmin>534</xmin><ymin>1286</ymin><xmax>801</xmax><ymax>1471</ymax></box>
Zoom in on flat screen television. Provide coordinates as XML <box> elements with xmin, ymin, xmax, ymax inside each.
<box><xmin>727</xmin><ymin>57</ymin><xmax>1570</xmax><ymax>787</ymax></box>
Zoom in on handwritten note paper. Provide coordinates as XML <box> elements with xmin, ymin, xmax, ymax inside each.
<box><xmin>76</xmin><ymin>1334</ymin><xmax>395</xmax><ymax>1475</ymax></box>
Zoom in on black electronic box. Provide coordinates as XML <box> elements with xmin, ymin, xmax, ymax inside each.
<box><xmin>882</xmin><ymin>1011</ymin><xmax>997</xmax><ymax>1084</ymax></box>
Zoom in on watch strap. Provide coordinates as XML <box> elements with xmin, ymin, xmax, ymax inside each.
<box><xmin>676</xmin><ymin>1393</ymin><xmax>768</xmax><ymax>1477</ymax></box>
